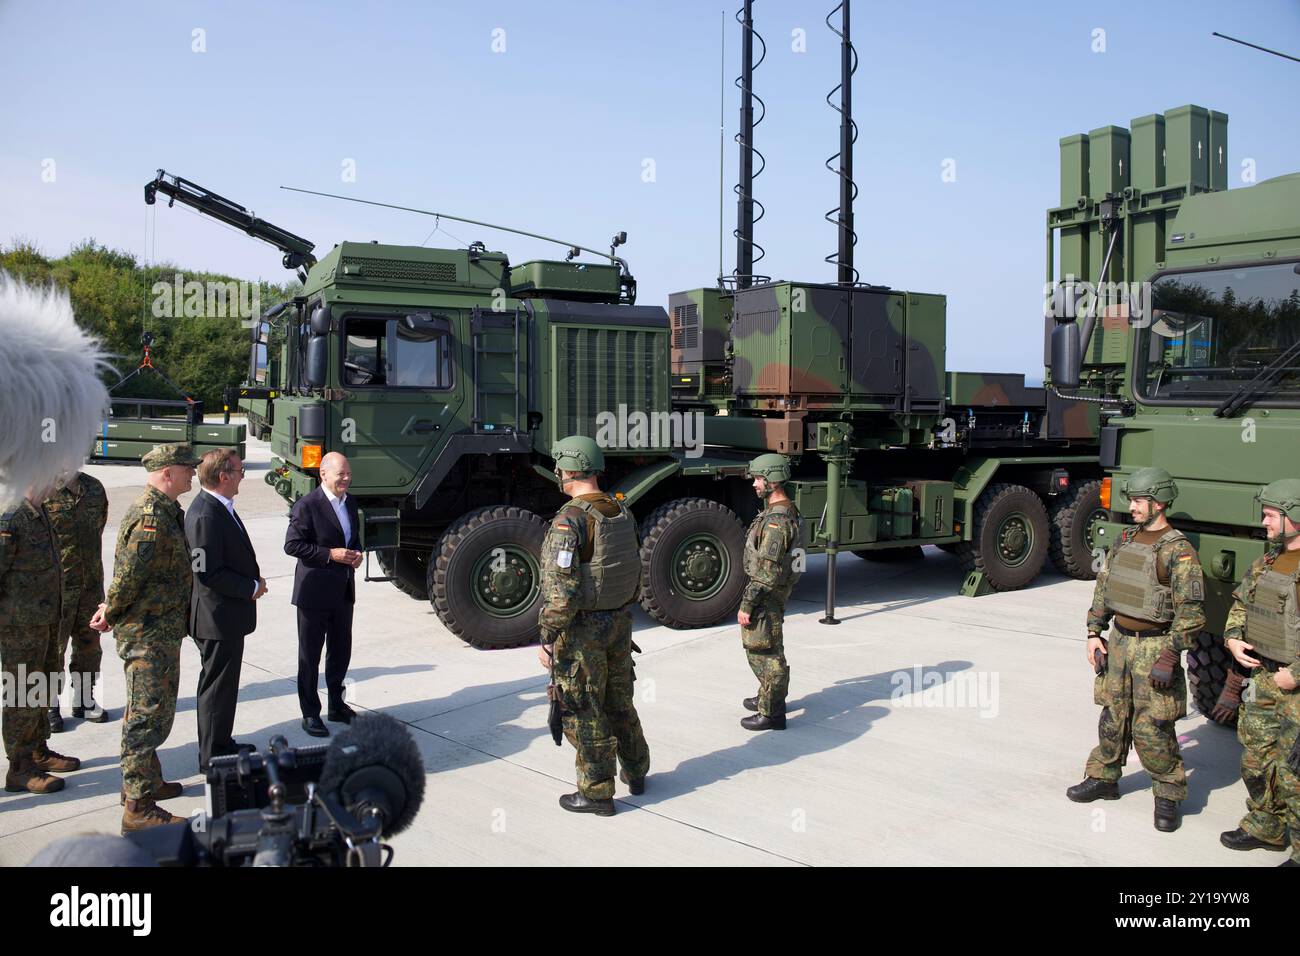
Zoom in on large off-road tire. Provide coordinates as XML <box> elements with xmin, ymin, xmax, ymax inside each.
<box><xmin>1049</xmin><ymin>479</ymin><xmax>1105</xmax><ymax>581</ymax></box>
<box><xmin>428</xmin><ymin>506</ymin><xmax>548</xmax><ymax>649</ymax></box>
<box><xmin>852</xmin><ymin>546</ymin><xmax>925</xmax><ymax>562</ymax></box>
<box><xmin>1187</xmin><ymin>630</ymin><xmax>1239</xmax><ymax>728</ymax></box>
<box><xmin>375</xmin><ymin>547</ymin><xmax>430</xmax><ymax>601</ymax></box>
<box><xmin>956</xmin><ymin>483</ymin><xmax>1050</xmax><ymax>591</ymax></box>
<box><xmin>639</xmin><ymin>497</ymin><xmax>746</xmax><ymax>629</ymax></box>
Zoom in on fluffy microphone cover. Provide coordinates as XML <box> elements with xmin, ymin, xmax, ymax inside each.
<box><xmin>0</xmin><ymin>272</ymin><xmax>112</xmax><ymax>510</ymax></box>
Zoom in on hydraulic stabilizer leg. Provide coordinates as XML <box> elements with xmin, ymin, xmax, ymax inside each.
<box><xmin>818</xmin><ymin>422</ymin><xmax>853</xmax><ymax>625</ymax></box>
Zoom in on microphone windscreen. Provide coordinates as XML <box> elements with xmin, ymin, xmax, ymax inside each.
<box><xmin>319</xmin><ymin>712</ymin><xmax>425</xmax><ymax>835</ymax></box>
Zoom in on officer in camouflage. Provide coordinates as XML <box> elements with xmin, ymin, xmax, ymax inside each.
<box><xmin>1</xmin><ymin>488</ymin><xmax>82</xmax><ymax>794</ymax></box>
<box><xmin>43</xmin><ymin>471</ymin><xmax>110</xmax><ymax>732</ymax></box>
<box><xmin>1067</xmin><ymin>467</ymin><xmax>1206</xmax><ymax>832</ymax></box>
<box><xmin>89</xmin><ymin>443</ymin><xmax>196</xmax><ymax>833</ymax></box>
<box><xmin>537</xmin><ymin>435</ymin><xmax>650</xmax><ymax>816</ymax></box>
<box><xmin>738</xmin><ymin>453</ymin><xmax>802</xmax><ymax>731</ymax></box>
<box><xmin>1214</xmin><ymin>479</ymin><xmax>1300</xmax><ymax>866</ymax></box>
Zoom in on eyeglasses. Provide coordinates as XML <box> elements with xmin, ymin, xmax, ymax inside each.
<box><xmin>224</xmin><ymin>468</ymin><xmax>247</xmax><ymax>477</ymax></box>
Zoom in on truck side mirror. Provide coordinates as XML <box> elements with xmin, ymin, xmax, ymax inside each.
<box><xmin>305</xmin><ymin>334</ymin><xmax>328</xmax><ymax>387</ymax></box>
<box><xmin>309</xmin><ymin>306</ymin><xmax>331</xmax><ymax>337</ymax></box>
<box><xmin>1050</xmin><ymin>322</ymin><xmax>1081</xmax><ymax>390</ymax></box>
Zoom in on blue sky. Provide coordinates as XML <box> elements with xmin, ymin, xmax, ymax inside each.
<box><xmin>2</xmin><ymin>0</ymin><xmax>1298</xmax><ymax>378</ymax></box>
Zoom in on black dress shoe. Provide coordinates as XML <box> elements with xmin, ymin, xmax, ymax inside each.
<box><xmin>1065</xmin><ymin>777</ymin><xmax>1119</xmax><ymax>803</ymax></box>
<box><xmin>1219</xmin><ymin>828</ymin><xmax>1286</xmax><ymax>851</ymax></box>
<box><xmin>302</xmin><ymin>716</ymin><xmax>329</xmax><ymax>738</ymax></box>
<box><xmin>327</xmin><ymin>703</ymin><xmax>356</xmax><ymax>724</ymax></box>
<box><xmin>619</xmin><ymin>770</ymin><xmax>645</xmax><ymax>795</ymax></box>
<box><xmin>1154</xmin><ymin>797</ymin><xmax>1181</xmax><ymax>832</ymax></box>
<box><xmin>742</xmin><ymin>697</ymin><xmax>759</xmax><ymax>712</ymax></box>
<box><xmin>741</xmin><ymin>713</ymin><xmax>786</xmax><ymax>731</ymax></box>
<box><xmin>558</xmin><ymin>792</ymin><xmax>615</xmax><ymax>816</ymax></box>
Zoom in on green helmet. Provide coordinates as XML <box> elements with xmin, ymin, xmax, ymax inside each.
<box><xmin>551</xmin><ymin>435</ymin><xmax>604</xmax><ymax>476</ymax></box>
<box><xmin>747</xmin><ymin>453</ymin><xmax>791</xmax><ymax>484</ymax></box>
<box><xmin>1256</xmin><ymin>479</ymin><xmax>1300</xmax><ymax>525</ymax></box>
<box><xmin>1122</xmin><ymin>467</ymin><xmax>1178</xmax><ymax>506</ymax></box>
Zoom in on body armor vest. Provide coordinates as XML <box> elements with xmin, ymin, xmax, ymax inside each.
<box><xmin>1104</xmin><ymin>528</ymin><xmax>1184</xmax><ymax>624</ymax></box>
<box><xmin>1243</xmin><ymin>566</ymin><xmax>1300</xmax><ymax>665</ymax></box>
<box><xmin>569</xmin><ymin>496</ymin><xmax>641</xmax><ymax>611</ymax></box>
<box><xmin>743</xmin><ymin>501</ymin><xmax>804</xmax><ymax>595</ymax></box>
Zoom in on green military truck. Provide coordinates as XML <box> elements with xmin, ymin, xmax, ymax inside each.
<box><xmin>1047</xmin><ymin>105</ymin><xmax>1300</xmax><ymax>719</ymax></box>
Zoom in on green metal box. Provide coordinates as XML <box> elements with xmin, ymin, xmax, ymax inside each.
<box><xmin>101</xmin><ymin>420</ymin><xmax>188</xmax><ymax>442</ymax></box>
<box><xmin>1130</xmin><ymin>114</ymin><xmax>1165</xmax><ymax>191</ymax></box>
<box><xmin>1088</xmin><ymin>125</ymin><xmax>1131</xmax><ymax>199</ymax></box>
<box><xmin>907</xmin><ymin>480</ymin><xmax>954</xmax><ymax>537</ymax></box>
<box><xmin>1208</xmin><ymin>109</ymin><xmax>1229</xmax><ymax>191</ymax></box>
<box><xmin>871</xmin><ymin>487</ymin><xmax>914</xmax><ymax>539</ymax></box>
<box><xmin>510</xmin><ymin>260</ymin><xmax>621</xmax><ymax>300</ymax></box>
<box><xmin>1059</xmin><ymin>134</ymin><xmax>1090</xmax><ymax>207</ymax></box>
<box><xmin>1164</xmin><ymin>105</ymin><xmax>1210</xmax><ymax>190</ymax></box>
<box><xmin>193</xmin><ymin>423</ymin><xmax>247</xmax><ymax>445</ymax></box>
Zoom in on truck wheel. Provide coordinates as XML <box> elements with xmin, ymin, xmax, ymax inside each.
<box><xmin>1188</xmin><ymin>630</ymin><xmax>1238</xmax><ymax>727</ymax></box>
<box><xmin>852</xmin><ymin>546</ymin><xmax>924</xmax><ymax>562</ymax></box>
<box><xmin>956</xmin><ymin>483</ymin><xmax>1049</xmax><ymax>591</ymax></box>
<box><xmin>375</xmin><ymin>548</ymin><xmax>429</xmax><ymax>602</ymax></box>
<box><xmin>1048</xmin><ymin>479</ymin><xmax>1105</xmax><ymax>581</ymax></box>
<box><xmin>429</xmin><ymin>506</ymin><xmax>548</xmax><ymax>649</ymax></box>
<box><xmin>640</xmin><ymin>497</ymin><xmax>746</xmax><ymax>629</ymax></box>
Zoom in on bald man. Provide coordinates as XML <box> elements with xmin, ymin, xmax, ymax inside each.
<box><xmin>283</xmin><ymin>453</ymin><xmax>362</xmax><ymax>738</ymax></box>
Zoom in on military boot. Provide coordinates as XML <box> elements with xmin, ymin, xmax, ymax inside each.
<box><xmin>47</xmin><ymin>707</ymin><xmax>65</xmax><ymax>733</ymax></box>
<box><xmin>742</xmin><ymin>697</ymin><xmax>759</xmax><ymax>712</ymax></box>
<box><xmin>31</xmin><ymin>743</ymin><xmax>80</xmax><ymax>773</ymax></box>
<box><xmin>1065</xmin><ymin>777</ymin><xmax>1119</xmax><ymax>803</ymax></box>
<box><xmin>558</xmin><ymin>792</ymin><xmax>615</xmax><ymax>816</ymax></box>
<box><xmin>4</xmin><ymin>754</ymin><xmax>65</xmax><ymax>794</ymax></box>
<box><xmin>121</xmin><ymin>752</ymin><xmax>182</xmax><ymax>803</ymax></box>
<box><xmin>1219</xmin><ymin>828</ymin><xmax>1286</xmax><ymax>852</ymax></box>
<box><xmin>70</xmin><ymin>672</ymin><xmax>107</xmax><ymax>722</ymax></box>
<box><xmin>741</xmin><ymin>712</ymin><xmax>786</xmax><ymax>731</ymax></box>
<box><xmin>1154</xmin><ymin>797</ymin><xmax>1181</xmax><ymax>832</ymax></box>
<box><xmin>121</xmin><ymin>797</ymin><xmax>182</xmax><ymax>834</ymax></box>
<box><xmin>619</xmin><ymin>769</ymin><xmax>645</xmax><ymax>795</ymax></box>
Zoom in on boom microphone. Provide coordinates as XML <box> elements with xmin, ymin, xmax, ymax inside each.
<box><xmin>318</xmin><ymin>712</ymin><xmax>426</xmax><ymax>836</ymax></box>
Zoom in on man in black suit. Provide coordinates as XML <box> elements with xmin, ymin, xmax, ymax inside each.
<box><xmin>284</xmin><ymin>451</ymin><xmax>362</xmax><ymax>737</ymax></box>
<box><xmin>186</xmin><ymin>448</ymin><xmax>266</xmax><ymax>770</ymax></box>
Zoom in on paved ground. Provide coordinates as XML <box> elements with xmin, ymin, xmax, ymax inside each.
<box><xmin>0</xmin><ymin>431</ymin><xmax>1278</xmax><ymax>867</ymax></box>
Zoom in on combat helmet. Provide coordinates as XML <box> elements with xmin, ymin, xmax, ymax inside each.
<box><xmin>551</xmin><ymin>435</ymin><xmax>604</xmax><ymax>482</ymax></box>
<box><xmin>748</xmin><ymin>453</ymin><xmax>791</xmax><ymax>499</ymax></box>
<box><xmin>1122</xmin><ymin>467</ymin><xmax>1178</xmax><ymax>506</ymax></box>
<box><xmin>1256</xmin><ymin>478</ymin><xmax>1300</xmax><ymax>540</ymax></box>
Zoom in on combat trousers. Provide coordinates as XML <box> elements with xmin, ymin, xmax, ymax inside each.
<box><xmin>118</xmin><ymin>631</ymin><xmax>181</xmax><ymax>800</ymax></box>
<box><xmin>0</xmin><ymin>623</ymin><xmax>59</xmax><ymax>761</ymax></box>
<box><xmin>1084</xmin><ymin>627</ymin><xmax>1188</xmax><ymax>801</ymax></box>
<box><xmin>742</xmin><ymin>596</ymin><xmax>789</xmax><ymax>717</ymax></box>
<box><xmin>553</xmin><ymin>607</ymin><xmax>650</xmax><ymax>800</ymax></box>
<box><xmin>1237</xmin><ymin>666</ymin><xmax>1300</xmax><ymax>855</ymax></box>
<box><xmin>56</xmin><ymin>586</ymin><xmax>104</xmax><ymax>685</ymax></box>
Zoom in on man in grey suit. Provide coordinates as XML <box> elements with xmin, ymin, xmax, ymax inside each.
<box><xmin>186</xmin><ymin>448</ymin><xmax>266</xmax><ymax>770</ymax></box>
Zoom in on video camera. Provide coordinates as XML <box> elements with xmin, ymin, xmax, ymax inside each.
<box><xmin>126</xmin><ymin>713</ymin><xmax>425</xmax><ymax>867</ymax></box>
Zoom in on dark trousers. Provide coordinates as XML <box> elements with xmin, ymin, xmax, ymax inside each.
<box><xmin>296</xmin><ymin>605</ymin><xmax>353</xmax><ymax>717</ymax></box>
<box><xmin>195</xmin><ymin>635</ymin><xmax>244</xmax><ymax>769</ymax></box>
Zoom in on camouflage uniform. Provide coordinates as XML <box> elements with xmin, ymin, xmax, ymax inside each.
<box><xmin>105</xmin><ymin>484</ymin><xmax>192</xmax><ymax>800</ymax></box>
<box><xmin>540</xmin><ymin>492</ymin><xmax>649</xmax><ymax>801</ymax></box>
<box><xmin>44</xmin><ymin>473</ymin><xmax>108</xmax><ymax>684</ymax></box>
<box><xmin>1224</xmin><ymin>547</ymin><xmax>1300</xmax><ymax>857</ymax></box>
<box><xmin>0</xmin><ymin>501</ymin><xmax>62</xmax><ymax>761</ymax></box>
<box><xmin>1083</xmin><ymin>525</ymin><xmax>1206</xmax><ymax>800</ymax></box>
<box><xmin>740</xmin><ymin>500</ymin><xmax>802</xmax><ymax>717</ymax></box>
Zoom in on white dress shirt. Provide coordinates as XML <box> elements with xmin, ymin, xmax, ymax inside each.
<box><xmin>323</xmin><ymin>487</ymin><xmax>353</xmax><ymax>545</ymax></box>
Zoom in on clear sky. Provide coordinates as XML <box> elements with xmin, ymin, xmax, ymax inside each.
<box><xmin>2</xmin><ymin>0</ymin><xmax>1298</xmax><ymax>379</ymax></box>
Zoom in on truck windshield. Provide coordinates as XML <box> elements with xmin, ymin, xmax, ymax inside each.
<box><xmin>1136</xmin><ymin>261</ymin><xmax>1300</xmax><ymax>403</ymax></box>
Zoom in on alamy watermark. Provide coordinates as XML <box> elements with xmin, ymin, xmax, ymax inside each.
<box><xmin>594</xmin><ymin>403</ymin><xmax>704</xmax><ymax>459</ymax></box>
<box><xmin>151</xmin><ymin>273</ymin><xmax>262</xmax><ymax>328</ymax></box>
<box><xmin>889</xmin><ymin>665</ymin><xmax>1000</xmax><ymax>719</ymax></box>
<box><xmin>1044</xmin><ymin>276</ymin><xmax>1153</xmax><ymax>326</ymax></box>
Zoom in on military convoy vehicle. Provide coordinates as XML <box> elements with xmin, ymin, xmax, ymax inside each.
<box><xmin>1047</xmin><ymin>106</ymin><xmax>1300</xmax><ymax>720</ymax></box>
<box><xmin>142</xmin><ymin>3</ymin><xmax>1123</xmax><ymax>649</ymax></box>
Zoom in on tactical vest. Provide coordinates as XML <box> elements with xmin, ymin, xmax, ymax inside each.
<box><xmin>569</xmin><ymin>496</ymin><xmax>641</xmax><ymax>611</ymax></box>
<box><xmin>1103</xmin><ymin>528</ymin><xmax>1184</xmax><ymax>624</ymax></box>
<box><xmin>1243</xmin><ymin>566</ymin><xmax>1300</xmax><ymax>665</ymax></box>
<box><xmin>743</xmin><ymin>501</ymin><xmax>804</xmax><ymax>594</ymax></box>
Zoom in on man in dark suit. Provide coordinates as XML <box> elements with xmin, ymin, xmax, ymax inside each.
<box><xmin>284</xmin><ymin>451</ymin><xmax>362</xmax><ymax>737</ymax></box>
<box><xmin>186</xmin><ymin>448</ymin><xmax>265</xmax><ymax>771</ymax></box>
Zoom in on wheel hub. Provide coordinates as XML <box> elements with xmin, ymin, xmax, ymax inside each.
<box><xmin>672</xmin><ymin>535</ymin><xmax>728</xmax><ymax>599</ymax></box>
<box><xmin>473</xmin><ymin>548</ymin><xmax>538</xmax><ymax>617</ymax></box>
<box><xmin>997</xmin><ymin>515</ymin><xmax>1033</xmax><ymax>567</ymax></box>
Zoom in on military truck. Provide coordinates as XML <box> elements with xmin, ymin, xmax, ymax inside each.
<box><xmin>1047</xmin><ymin>105</ymin><xmax>1300</xmax><ymax>720</ymax></box>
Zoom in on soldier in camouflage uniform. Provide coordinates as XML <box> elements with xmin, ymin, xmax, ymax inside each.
<box><xmin>738</xmin><ymin>453</ymin><xmax>802</xmax><ymax>731</ymax></box>
<box><xmin>537</xmin><ymin>435</ymin><xmax>649</xmax><ymax>816</ymax></box>
<box><xmin>1067</xmin><ymin>467</ymin><xmax>1206</xmax><ymax>832</ymax></box>
<box><xmin>89</xmin><ymin>443</ymin><xmax>196</xmax><ymax>833</ymax></box>
<box><xmin>43</xmin><ymin>471</ymin><xmax>110</xmax><ymax>731</ymax></box>
<box><xmin>1</xmin><ymin>489</ymin><xmax>83</xmax><ymax>794</ymax></box>
<box><xmin>1213</xmin><ymin>479</ymin><xmax>1300</xmax><ymax>866</ymax></box>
